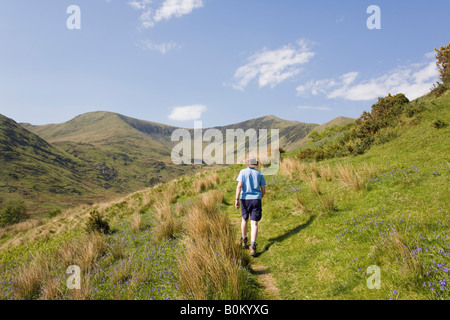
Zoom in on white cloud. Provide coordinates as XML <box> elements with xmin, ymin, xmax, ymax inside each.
<box><xmin>297</xmin><ymin>54</ymin><xmax>439</xmax><ymax>101</ymax></box>
<box><xmin>129</xmin><ymin>0</ymin><xmax>204</xmax><ymax>28</ymax></box>
<box><xmin>128</xmin><ymin>0</ymin><xmax>151</xmax><ymax>10</ymax></box>
<box><xmin>168</xmin><ymin>104</ymin><xmax>207</xmax><ymax>121</ymax></box>
<box><xmin>231</xmin><ymin>39</ymin><xmax>316</xmax><ymax>91</ymax></box>
<box><xmin>297</xmin><ymin>105</ymin><xmax>331</xmax><ymax>111</ymax></box>
<box><xmin>138</xmin><ymin>39</ymin><xmax>180</xmax><ymax>54</ymax></box>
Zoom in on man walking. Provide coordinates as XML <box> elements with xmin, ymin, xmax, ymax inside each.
<box><xmin>235</xmin><ymin>157</ymin><xmax>266</xmax><ymax>256</ymax></box>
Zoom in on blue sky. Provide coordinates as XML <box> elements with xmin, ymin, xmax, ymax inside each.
<box><xmin>0</xmin><ymin>0</ymin><xmax>448</xmax><ymax>127</ymax></box>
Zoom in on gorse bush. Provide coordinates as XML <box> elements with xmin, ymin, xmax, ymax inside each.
<box><xmin>297</xmin><ymin>93</ymin><xmax>415</xmax><ymax>161</ymax></box>
<box><xmin>435</xmin><ymin>43</ymin><xmax>450</xmax><ymax>85</ymax></box>
<box><xmin>0</xmin><ymin>200</ymin><xmax>27</xmax><ymax>227</ymax></box>
<box><xmin>432</xmin><ymin>119</ymin><xmax>447</xmax><ymax>129</ymax></box>
<box><xmin>85</xmin><ymin>209</ymin><xmax>111</xmax><ymax>234</ymax></box>
<box><xmin>46</xmin><ymin>208</ymin><xmax>62</xmax><ymax>218</ymax></box>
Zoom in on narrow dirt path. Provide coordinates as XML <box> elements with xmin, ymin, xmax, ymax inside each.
<box><xmin>228</xmin><ymin>208</ymin><xmax>281</xmax><ymax>299</ymax></box>
<box><xmin>252</xmin><ymin>263</ymin><xmax>282</xmax><ymax>300</ymax></box>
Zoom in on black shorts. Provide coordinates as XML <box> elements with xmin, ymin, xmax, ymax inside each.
<box><xmin>240</xmin><ymin>199</ymin><xmax>262</xmax><ymax>222</ymax></box>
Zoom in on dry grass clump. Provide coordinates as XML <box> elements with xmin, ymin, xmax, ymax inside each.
<box><xmin>308</xmin><ymin>162</ymin><xmax>320</xmax><ymax>177</ymax></box>
<box><xmin>178</xmin><ymin>191</ymin><xmax>254</xmax><ymax>300</ymax></box>
<box><xmin>319</xmin><ymin>192</ymin><xmax>336</xmax><ymax>213</ymax></box>
<box><xmin>280</xmin><ymin>158</ymin><xmax>308</xmax><ymax>179</ymax></box>
<box><xmin>293</xmin><ymin>192</ymin><xmax>311</xmax><ymax>214</ymax></box>
<box><xmin>153</xmin><ymin>200</ymin><xmax>181</xmax><ymax>241</ymax></box>
<box><xmin>130</xmin><ymin>212</ymin><xmax>142</xmax><ymax>232</ymax></box>
<box><xmin>57</xmin><ymin>232</ymin><xmax>107</xmax><ymax>271</ymax></box>
<box><xmin>337</xmin><ymin>164</ymin><xmax>366</xmax><ymax>191</ymax></box>
<box><xmin>307</xmin><ymin>172</ymin><xmax>321</xmax><ymax>195</ymax></box>
<box><xmin>12</xmin><ymin>253</ymin><xmax>51</xmax><ymax>299</ymax></box>
<box><xmin>12</xmin><ymin>233</ymin><xmax>106</xmax><ymax>300</ymax></box>
<box><xmin>318</xmin><ymin>164</ymin><xmax>334</xmax><ymax>181</ymax></box>
<box><xmin>192</xmin><ymin>173</ymin><xmax>220</xmax><ymax>194</ymax></box>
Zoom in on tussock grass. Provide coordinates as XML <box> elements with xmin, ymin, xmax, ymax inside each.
<box><xmin>111</xmin><ymin>257</ymin><xmax>134</xmax><ymax>284</ymax></box>
<box><xmin>309</xmin><ymin>162</ymin><xmax>320</xmax><ymax>177</ymax></box>
<box><xmin>178</xmin><ymin>191</ymin><xmax>257</xmax><ymax>300</ymax></box>
<box><xmin>307</xmin><ymin>172</ymin><xmax>321</xmax><ymax>196</ymax></box>
<box><xmin>109</xmin><ymin>237</ymin><xmax>126</xmax><ymax>261</ymax></box>
<box><xmin>318</xmin><ymin>165</ymin><xmax>334</xmax><ymax>181</ymax></box>
<box><xmin>337</xmin><ymin>164</ymin><xmax>366</xmax><ymax>191</ymax></box>
<box><xmin>280</xmin><ymin>158</ymin><xmax>308</xmax><ymax>179</ymax></box>
<box><xmin>293</xmin><ymin>192</ymin><xmax>311</xmax><ymax>214</ymax></box>
<box><xmin>40</xmin><ymin>276</ymin><xmax>64</xmax><ymax>300</ymax></box>
<box><xmin>153</xmin><ymin>200</ymin><xmax>180</xmax><ymax>241</ymax></box>
<box><xmin>318</xmin><ymin>192</ymin><xmax>336</xmax><ymax>214</ymax></box>
<box><xmin>192</xmin><ymin>173</ymin><xmax>220</xmax><ymax>193</ymax></box>
<box><xmin>11</xmin><ymin>232</ymin><xmax>107</xmax><ymax>299</ymax></box>
<box><xmin>13</xmin><ymin>252</ymin><xmax>51</xmax><ymax>299</ymax></box>
<box><xmin>57</xmin><ymin>233</ymin><xmax>107</xmax><ymax>271</ymax></box>
<box><xmin>130</xmin><ymin>212</ymin><xmax>142</xmax><ymax>232</ymax></box>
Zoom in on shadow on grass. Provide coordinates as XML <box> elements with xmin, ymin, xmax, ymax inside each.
<box><xmin>259</xmin><ymin>215</ymin><xmax>316</xmax><ymax>256</ymax></box>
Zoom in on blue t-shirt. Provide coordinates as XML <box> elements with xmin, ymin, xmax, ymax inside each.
<box><xmin>236</xmin><ymin>168</ymin><xmax>266</xmax><ymax>200</ymax></box>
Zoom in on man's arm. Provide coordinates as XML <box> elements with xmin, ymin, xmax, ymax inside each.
<box><xmin>235</xmin><ymin>182</ymin><xmax>243</xmax><ymax>209</ymax></box>
<box><xmin>261</xmin><ymin>185</ymin><xmax>266</xmax><ymax>199</ymax></box>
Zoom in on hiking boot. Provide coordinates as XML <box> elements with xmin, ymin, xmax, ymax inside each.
<box><xmin>240</xmin><ymin>237</ymin><xmax>248</xmax><ymax>249</ymax></box>
<box><xmin>249</xmin><ymin>244</ymin><xmax>257</xmax><ymax>257</ymax></box>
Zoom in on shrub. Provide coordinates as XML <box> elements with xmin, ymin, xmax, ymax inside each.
<box><xmin>405</xmin><ymin>101</ymin><xmax>425</xmax><ymax>117</ymax></box>
<box><xmin>435</xmin><ymin>43</ymin><xmax>450</xmax><ymax>85</ymax></box>
<box><xmin>296</xmin><ymin>148</ymin><xmax>319</xmax><ymax>161</ymax></box>
<box><xmin>0</xmin><ymin>200</ymin><xmax>27</xmax><ymax>227</ymax></box>
<box><xmin>430</xmin><ymin>82</ymin><xmax>447</xmax><ymax>97</ymax></box>
<box><xmin>353</xmin><ymin>136</ymin><xmax>375</xmax><ymax>155</ymax></box>
<box><xmin>432</xmin><ymin>119</ymin><xmax>447</xmax><ymax>129</ymax></box>
<box><xmin>85</xmin><ymin>209</ymin><xmax>111</xmax><ymax>234</ymax></box>
<box><xmin>375</xmin><ymin>127</ymin><xmax>398</xmax><ymax>145</ymax></box>
<box><xmin>308</xmin><ymin>130</ymin><xmax>321</xmax><ymax>142</ymax></box>
<box><xmin>295</xmin><ymin>92</ymin><xmax>413</xmax><ymax>161</ymax></box>
<box><xmin>46</xmin><ymin>208</ymin><xmax>62</xmax><ymax>218</ymax></box>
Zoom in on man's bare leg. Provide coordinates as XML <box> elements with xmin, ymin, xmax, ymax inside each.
<box><xmin>241</xmin><ymin>218</ymin><xmax>248</xmax><ymax>247</ymax></box>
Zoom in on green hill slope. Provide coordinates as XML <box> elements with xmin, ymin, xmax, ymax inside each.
<box><xmin>22</xmin><ymin>111</ymin><xmax>198</xmax><ymax>196</ymax></box>
<box><xmin>0</xmin><ymin>114</ymin><xmax>111</xmax><ymax>213</ymax></box>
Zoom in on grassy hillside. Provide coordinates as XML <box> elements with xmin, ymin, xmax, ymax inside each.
<box><xmin>254</xmin><ymin>91</ymin><xmax>449</xmax><ymax>299</ymax></box>
<box><xmin>0</xmin><ymin>86</ymin><xmax>448</xmax><ymax>300</ymax></box>
<box><xmin>22</xmin><ymin>111</ymin><xmax>195</xmax><ymax>190</ymax></box>
<box><xmin>0</xmin><ymin>114</ymin><xmax>114</xmax><ymax>214</ymax></box>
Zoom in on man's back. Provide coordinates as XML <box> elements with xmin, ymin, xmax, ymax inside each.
<box><xmin>236</xmin><ymin>168</ymin><xmax>266</xmax><ymax>200</ymax></box>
